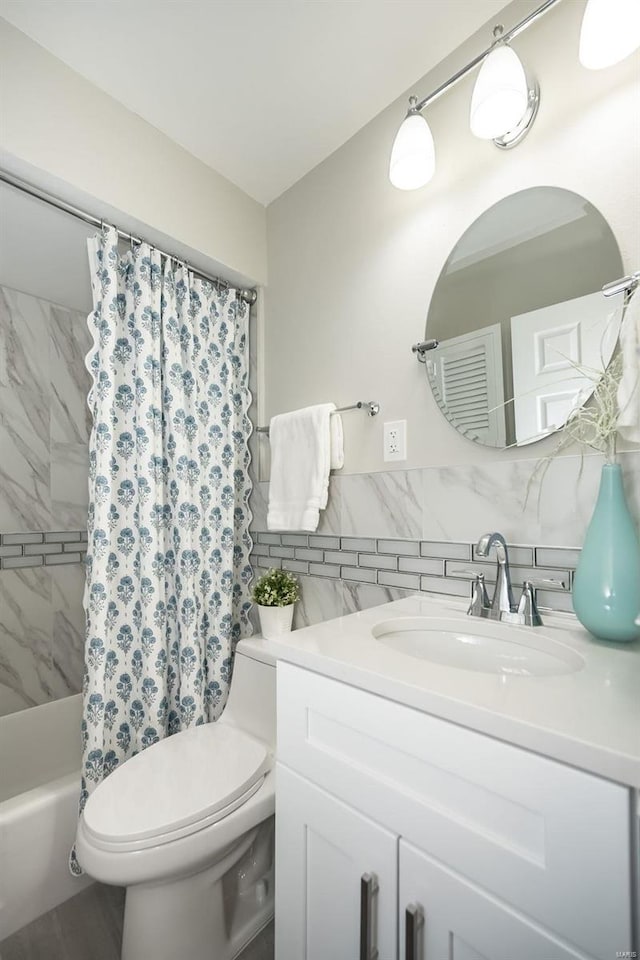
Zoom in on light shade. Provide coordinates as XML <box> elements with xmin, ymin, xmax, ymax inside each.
<box><xmin>470</xmin><ymin>44</ymin><xmax>528</xmax><ymax>140</ymax></box>
<box><xmin>389</xmin><ymin>113</ymin><xmax>435</xmax><ymax>190</ymax></box>
<box><xmin>579</xmin><ymin>0</ymin><xmax>640</xmax><ymax>70</ymax></box>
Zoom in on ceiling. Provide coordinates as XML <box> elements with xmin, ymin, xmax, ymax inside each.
<box><xmin>0</xmin><ymin>0</ymin><xmax>507</xmax><ymax>205</ymax></box>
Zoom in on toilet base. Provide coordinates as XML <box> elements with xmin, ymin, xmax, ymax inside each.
<box><xmin>122</xmin><ymin>831</ymin><xmax>261</xmax><ymax>960</ymax></box>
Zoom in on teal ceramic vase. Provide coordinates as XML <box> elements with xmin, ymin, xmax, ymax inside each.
<box><xmin>573</xmin><ymin>463</ymin><xmax>640</xmax><ymax>643</ymax></box>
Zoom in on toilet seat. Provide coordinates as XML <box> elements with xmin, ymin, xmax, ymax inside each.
<box><xmin>82</xmin><ymin>723</ymin><xmax>270</xmax><ymax>852</ymax></box>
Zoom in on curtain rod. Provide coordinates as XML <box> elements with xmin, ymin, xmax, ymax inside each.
<box><xmin>0</xmin><ymin>170</ymin><xmax>258</xmax><ymax>306</ymax></box>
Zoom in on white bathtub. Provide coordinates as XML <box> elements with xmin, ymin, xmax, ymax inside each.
<box><xmin>0</xmin><ymin>694</ymin><xmax>92</xmax><ymax>941</ymax></box>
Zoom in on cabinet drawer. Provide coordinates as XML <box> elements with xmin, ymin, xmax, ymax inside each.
<box><xmin>277</xmin><ymin>662</ymin><xmax>631</xmax><ymax>959</ymax></box>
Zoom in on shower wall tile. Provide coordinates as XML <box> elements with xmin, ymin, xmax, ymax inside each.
<box><xmin>0</xmin><ymin>415</ymin><xmax>51</xmax><ymax>530</ymax></box>
<box><xmin>340</xmin><ymin>470</ymin><xmax>422</xmax><ymax>539</ymax></box>
<box><xmin>316</xmin><ymin>477</ymin><xmax>342</xmax><ymax>536</ymax></box>
<box><xmin>0</xmin><ymin>289</ymin><xmax>52</xmax><ymax>530</ymax></box>
<box><xmin>250</xmin><ymin>450</ymin><xmax>640</xmax><ymax>628</ymax></box>
<box><xmin>50</xmin><ymin>442</ymin><xmax>89</xmax><ymax>529</ymax></box>
<box><xmin>342</xmin><ymin>581</ymin><xmax>413</xmax><ymax>616</ymax></box>
<box><xmin>0</xmin><ymin>286</ymin><xmax>91</xmax><ymax>535</ymax></box>
<box><xmin>0</xmin><ymin>284</ymin><xmax>90</xmax><ymax>716</ymax></box>
<box><xmin>0</xmin><ymin>568</ymin><xmax>55</xmax><ymax>715</ymax></box>
<box><xmin>50</xmin><ymin>304</ymin><xmax>92</xmax><ymax>444</ymax></box>
<box><xmin>420</xmin><ymin>453</ymin><xmax>640</xmax><ymax>548</ymax></box>
<box><xmin>50</xmin><ymin>564</ymin><xmax>86</xmax><ymax>697</ymax></box>
<box><xmin>0</xmin><ymin>287</ymin><xmax>50</xmax><ymax>446</ymax></box>
<box><xmin>421</xmin><ymin>460</ymin><xmax>539</xmax><ymax>544</ymax></box>
<box><xmin>249</xmin><ymin>482</ymin><xmax>269</xmax><ymax>533</ymax></box>
<box><xmin>292</xmin><ymin>575</ymin><xmax>343</xmax><ymax>629</ymax></box>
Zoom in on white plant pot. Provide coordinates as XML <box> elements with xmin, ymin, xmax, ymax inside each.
<box><xmin>257</xmin><ymin>603</ymin><xmax>295</xmax><ymax>639</ymax></box>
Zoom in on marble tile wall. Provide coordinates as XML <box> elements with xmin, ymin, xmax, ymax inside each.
<box><xmin>0</xmin><ymin>285</ymin><xmax>91</xmax><ymax>716</ymax></box>
<box><xmin>249</xmin><ymin>449</ymin><xmax>640</xmax><ymax>628</ymax></box>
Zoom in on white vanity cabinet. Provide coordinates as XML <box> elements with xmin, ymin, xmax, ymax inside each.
<box><xmin>275</xmin><ymin>661</ymin><xmax>634</xmax><ymax>960</ymax></box>
<box><xmin>276</xmin><ymin>765</ymin><xmax>398</xmax><ymax>960</ymax></box>
<box><xmin>399</xmin><ymin>839</ymin><xmax>606</xmax><ymax>960</ymax></box>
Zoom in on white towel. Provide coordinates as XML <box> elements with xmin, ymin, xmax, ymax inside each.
<box><xmin>617</xmin><ymin>290</ymin><xmax>640</xmax><ymax>443</ymax></box>
<box><xmin>267</xmin><ymin>404</ymin><xmax>343</xmax><ymax>531</ymax></box>
<box><xmin>330</xmin><ymin>411</ymin><xmax>344</xmax><ymax>471</ymax></box>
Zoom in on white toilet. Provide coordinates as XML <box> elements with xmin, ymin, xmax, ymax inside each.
<box><xmin>75</xmin><ymin>638</ymin><xmax>277</xmax><ymax>960</ymax></box>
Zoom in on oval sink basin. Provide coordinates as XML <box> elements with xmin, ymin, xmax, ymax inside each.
<box><xmin>371</xmin><ymin>617</ymin><xmax>584</xmax><ymax>677</ymax></box>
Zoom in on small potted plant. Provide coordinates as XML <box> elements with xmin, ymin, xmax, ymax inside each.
<box><xmin>252</xmin><ymin>568</ymin><xmax>300</xmax><ymax>639</ymax></box>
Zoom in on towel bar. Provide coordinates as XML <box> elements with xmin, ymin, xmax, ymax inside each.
<box><xmin>256</xmin><ymin>401</ymin><xmax>380</xmax><ymax>434</ymax></box>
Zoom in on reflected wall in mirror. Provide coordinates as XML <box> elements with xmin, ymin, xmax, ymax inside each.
<box><xmin>424</xmin><ymin>187</ymin><xmax>624</xmax><ymax>448</ymax></box>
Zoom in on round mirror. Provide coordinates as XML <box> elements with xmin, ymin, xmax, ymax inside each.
<box><xmin>423</xmin><ymin>187</ymin><xmax>624</xmax><ymax>448</ymax></box>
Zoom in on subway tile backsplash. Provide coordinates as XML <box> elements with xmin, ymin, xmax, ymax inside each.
<box><xmin>249</xmin><ymin>451</ymin><xmax>640</xmax><ymax>624</ymax></box>
<box><xmin>250</xmin><ymin>530</ymin><xmax>578</xmax><ymax>612</ymax></box>
<box><xmin>341</xmin><ymin>537</ymin><xmax>376</xmax><ymax>553</ymax></box>
<box><xmin>0</xmin><ymin>531</ymin><xmax>87</xmax><ymax>569</ymax></box>
<box><xmin>309</xmin><ymin>535</ymin><xmax>341</xmax><ymax>550</ymax></box>
<box><xmin>421</xmin><ymin>541</ymin><xmax>471</xmax><ymax>561</ymax></box>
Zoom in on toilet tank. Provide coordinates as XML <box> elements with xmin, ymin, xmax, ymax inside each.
<box><xmin>219</xmin><ymin>638</ymin><xmax>276</xmax><ymax>750</ymax></box>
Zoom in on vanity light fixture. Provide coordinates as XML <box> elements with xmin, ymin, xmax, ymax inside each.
<box><xmin>469</xmin><ymin>26</ymin><xmax>539</xmax><ymax>148</ymax></box>
<box><xmin>389</xmin><ymin>97</ymin><xmax>436</xmax><ymax>190</ymax></box>
<box><xmin>579</xmin><ymin>0</ymin><xmax>640</xmax><ymax>70</ymax></box>
<box><xmin>388</xmin><ymin>0</ymin><xmax>561</xmax><ymax>190</ymax></box>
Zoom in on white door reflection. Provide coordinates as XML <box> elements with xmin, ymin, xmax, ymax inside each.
<box><xmin>510</xmin><ymin>290</ymin><xmax>623</xmax><ymax>445</ymax></box>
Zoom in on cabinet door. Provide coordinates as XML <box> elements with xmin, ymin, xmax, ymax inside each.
<box><xmin>278</xmin><ymin>662</ymin><xmax>631</xmax><ymax>957</ymax></box>
<box><xmin>275</xmin><ymin>763</ymin><xmax>398</xmax><ymax>960</ymax></box>
<box><xmin>399</xmin><ymin>839</ymin><xmax>598</xmax><ymax>960</ymax></box>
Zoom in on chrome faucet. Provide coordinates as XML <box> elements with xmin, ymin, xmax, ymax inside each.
<box><xmin>474</xmin><ymin>532</ymin><xmax>516</xmax><ymax>619</ymax></box>
<box><xmin>466</xmin><ymin>532</ymin><xmax>562</xmax><ymax>626</ymax></box>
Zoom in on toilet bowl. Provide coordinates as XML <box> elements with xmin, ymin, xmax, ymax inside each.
<box><xmin>75</xmin><ymin>638</ymin><xmax>277</xmax><ymax>960</ymax></box>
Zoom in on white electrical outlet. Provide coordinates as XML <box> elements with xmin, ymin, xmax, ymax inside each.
<box><xmin>383</xmin><ymin>420</ymin><xmax>407</xmax><ymax>462</ymax></box>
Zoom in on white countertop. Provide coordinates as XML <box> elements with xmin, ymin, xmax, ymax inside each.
<box><xmin>256</xmin><ymin>594</ymin><xmax>640</xmax><ymax>788</ymax></box>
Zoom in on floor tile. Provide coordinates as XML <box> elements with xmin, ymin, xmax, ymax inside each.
<box><xmin>1</xmin><ymin>885</ymin><xmax>274</xmax><ymax>960</ymax></box>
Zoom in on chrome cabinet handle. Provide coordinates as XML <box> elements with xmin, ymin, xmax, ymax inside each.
<box><xmin>405</xmin><ymin>903</ymin><xmax>424</xmax><ymax>960</ymax></box>
<box><xmin>360</xmin><ymin>873</ymin><xmax>379</xmax><ymax>960</ymax></box>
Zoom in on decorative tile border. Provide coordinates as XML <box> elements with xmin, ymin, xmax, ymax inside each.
<box><xmin>2</xmin><ymin>526</ymin><xmax>577</xmax><ymax>611</ymax></box>
<box><xmin>250</xmin><ymin>532</ymin><xmax>577</xmax><ymax>613</ymax></box>
<box><xmin>0</xmin><ymin>531</ymin><xmax>88</xmax><ymax>569</ymax></box>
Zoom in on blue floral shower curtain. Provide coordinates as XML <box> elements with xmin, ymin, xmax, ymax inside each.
<box><xmin>73</xmin><ymin>227</ymin><xmax>253</xmax><ymax>869</ymax></box>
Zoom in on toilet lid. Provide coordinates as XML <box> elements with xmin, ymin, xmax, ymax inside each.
<box><xmin>83</xmin><ymin>723</ymin><xmax>270</xmax><ymax>847</ymax></box>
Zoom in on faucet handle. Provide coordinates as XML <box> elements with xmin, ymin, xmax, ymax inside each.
<box><xmin>467</xmin><ymin>573</ymin><xmax>491</xmax><ymax>618</ymax></box>
<box><xmin>528</xmin><ymin>576</ymin><xmax>567</xmax><ymax>590</ymax></box>
<box><xmin>517</xmin><ymin>581</ymin><xmax>544</xmax><ymax>627</ymax></box>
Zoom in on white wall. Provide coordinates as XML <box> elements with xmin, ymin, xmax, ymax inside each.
<box><xmin>0</xmin><ymin>18</ymin><xmax>267</xmax><ymax>286</ymax></box>
<box><xmin>265</xmin><ymin>0</ymin><xmax>640</xmax><ymax>476</ymax></box>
